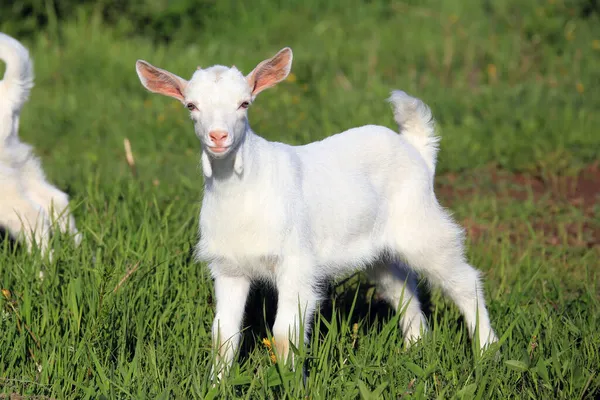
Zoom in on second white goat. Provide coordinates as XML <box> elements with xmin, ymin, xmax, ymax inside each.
<box><xmin>135</xmin><ymin>47</ymin><xmax>499</xmax><ymax>375</ymax></box>
<box><xmin>0</xmin><ymin>32</ymin><xmax>80</xmax><ymax>258</ymax></box>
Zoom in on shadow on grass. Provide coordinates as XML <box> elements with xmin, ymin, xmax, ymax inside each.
<box><xmin>237</xmin><ymin>275</ymin><xmax>449</xmax><ymax>364</ymax></box>
<box><xmin>0</xmin><ymin>227</ymin><xmax>17</xmax><ymax>254</ymax></box>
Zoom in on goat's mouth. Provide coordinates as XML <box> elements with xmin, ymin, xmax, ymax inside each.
<box><xmin>206</xmin><ymin>146</ymin><xmax>231</xmax><ymax>156</ymax></box>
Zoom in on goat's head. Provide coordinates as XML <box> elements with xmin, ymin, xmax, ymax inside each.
<box><xmin>135</xmin><ymin>48</ymin><xmax>293</xmax><ymax>160</ymax></box>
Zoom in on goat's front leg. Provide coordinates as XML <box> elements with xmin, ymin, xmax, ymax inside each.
<box><xmin>272</xmin><ymin>260</ymin><xmax>318</xmax><ymax>365</ymax></box>
<box><xmin>211</xmin><ymin>272</ymin><xmax>251</xmax><ymax>379</ymax></box>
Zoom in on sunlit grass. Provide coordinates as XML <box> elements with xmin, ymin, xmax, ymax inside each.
<box><xmin>1</xmin><ymin>0</ymin><xmax>599</xmax><ymax>397</ymax></box>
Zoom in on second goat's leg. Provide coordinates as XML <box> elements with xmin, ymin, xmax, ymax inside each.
<box><xmin>21</xmin><ymin>157</ymin><xmax>81</xmax><ymax>243</ymax></box>
<box><xmin>0</xmin><ymin>182</ymin><xmax>52</xmax><ymax>257</ymax></box>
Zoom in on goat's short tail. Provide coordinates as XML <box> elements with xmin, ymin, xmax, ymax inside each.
<box><xmin>0</xmin><ymin>32</ymin><xmax>34</xmax><ymax>111</ymax></box>
<box><xmin>388</xmin><ymin>90</ymin><xmax>439</xmax><ymax>175</ymax></box>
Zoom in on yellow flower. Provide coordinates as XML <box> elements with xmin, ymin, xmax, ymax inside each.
<box><xmin>262</xmin><ymin>337</ymin><xmax>272</xmax><ymax>349</ymax></box>
<box><xmin>487</xmin><ymin>64</ymin><xmax>497</xmax><ymax>82</ymax></box>
<box><xmin>351</xmin><ymin>323</ymin><xmax>360</xmax><ymax>348</ymax></box>
<box><xmin>1</xmin><ymin>289</ymin><xmax>10</xmax><ymax>299</ymax></box>
<box><xmin>287</xmin><ymin>73</ymin><xmax>297</xmax><ymax>83</ymax></box>
<box><xmin>576</xmin><ymin>82</ymin><xmax>584</xmax><ymax>93</ymax></box>
<box><xmin>565</xmin><ymin>30</ymin><xmax>575</xmax><ymax>41</ymax></box>
<box><xmin>449</xmin><ymin>14</ymin><xmax>459</xmax><ymax>24</ymax></box>
<box><xmin>262</xmin><ymin>337</ymin><xmax>277</xmax><ymax>364</ymax></box>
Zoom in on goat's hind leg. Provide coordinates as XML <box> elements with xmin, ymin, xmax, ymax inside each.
<box><xmin>393</xmin><ymin>204</ymin><xmax>498</xmax><ymax>349</ymax></box>
<box><xmin>366</xmin><ymin>260</ymin><xmax>427</xmax><ymax>346</ymax></box>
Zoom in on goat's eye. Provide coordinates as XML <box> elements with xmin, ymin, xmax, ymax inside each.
<box><xmin>239</xmin><ymin>101</ymin><xmax>250</xmax><ymax>109</ymax></box>
<box><xmin>186</xmin><ymin>103</ymin><xmax>197</xmax><ymax>111</ymax></box>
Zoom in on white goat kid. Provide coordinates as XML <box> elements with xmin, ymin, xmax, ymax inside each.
<box><xmin>136</xmin><ymin>48</ymin><xmax>499</xmax><ymax>375</ymax></box>
<box><xmin>0</xmin><ymin>32</ymin><xmax>80</xmax><ymax>257</ymax></box>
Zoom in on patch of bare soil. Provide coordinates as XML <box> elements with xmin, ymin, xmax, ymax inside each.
<box><xmin>436</xmin><ymin>163</ymin><xmax>600</xmax><ymax>249</ymax></box>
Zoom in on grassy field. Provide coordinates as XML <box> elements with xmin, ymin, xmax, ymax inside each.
<box><xmin>1</xmin><ymin>0</ymin><xmax>599</xmax><ymax>398</ymax></box>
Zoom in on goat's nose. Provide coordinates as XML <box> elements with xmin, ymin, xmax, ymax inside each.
<box><xmin>209</xmin><ymin>130</ymin><xmax>229</xmax><ymax>145</ymax></box>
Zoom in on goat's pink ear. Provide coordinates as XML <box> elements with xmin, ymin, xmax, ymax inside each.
<box><xmin>246</xmin><ymin>47</ymin><xmax>293</xmax><ymax>97</ymax></box>
<box><xmin>136</xmin><ymin>60</ymin><xmax>188</xmax><ymax>102</ymax></box>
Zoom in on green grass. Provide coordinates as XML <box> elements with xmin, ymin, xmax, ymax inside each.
<box><xmin>1</xmin><ymin>0</ymin><xmax>599</xmax><ymax>398</ymax></box>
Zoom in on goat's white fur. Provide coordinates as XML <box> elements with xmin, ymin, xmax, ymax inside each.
<box><xmin>135</xmin><ymin>48</ymin><xmax>498</xmax><ymax>376</ymax></box>
<box><xmin>0</xmin><ymin>32</ymin><xmax>80</xmax><ymax>257</ymax></box>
